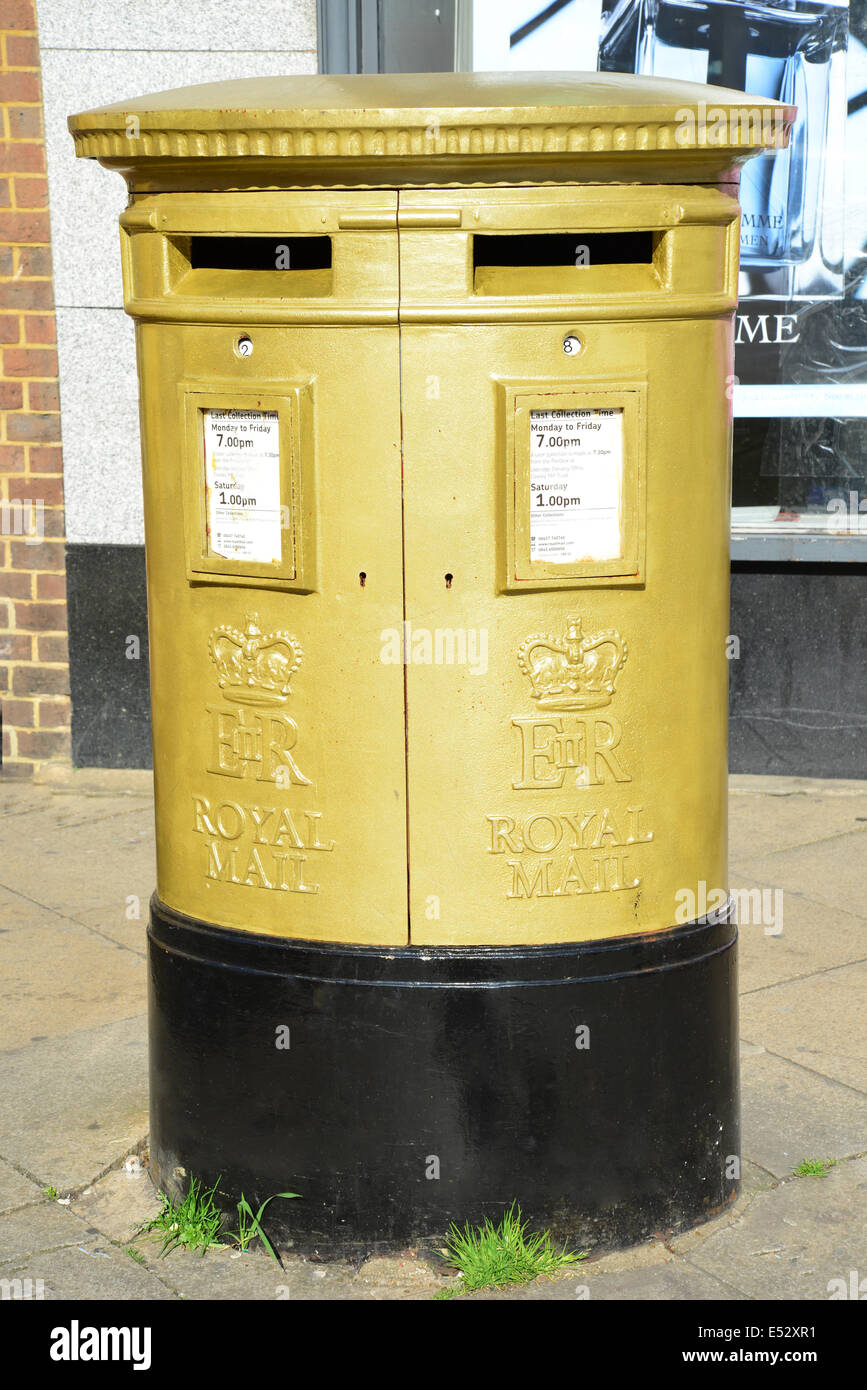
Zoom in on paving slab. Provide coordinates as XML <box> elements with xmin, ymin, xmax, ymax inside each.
<box><xmin>0</xmin><ymin>1017</ymin><xmax>148</xmax><ymax>1192</ymax></box>
<box><xmin>67</xmin><ymin>901</ymin><xmax>152</xmax><ymax>954</ymax></box>
<box><xmin>0</xmin><ymin>786</ymin><xmax>57</xmax><ymax>818</ymax></box>
<box><xmin>735</xmin><ymin>889</ymin><xmax>867</xmax><ymax>994</ymax></box>
<box><xmin>69</xmin><ymin>1165</ymin><xmax>162</xmax><ymax>1248</ymax></box>
<box><xmin>0</xmin><ymin>1159</ymin><xmax>45</xmax><ymax>1216</ymax></box>
<box><xmin>729</xmin><ymin>786</ymin><xmax>867</xmax><ymax>861</ymax></box>
<box><xmin>3</xmin><ymin>1241</ymin><xmax>176</xmax><ymax>1301</ymax></box>
<box><xmin>740</xmin><ymin>962</ymin><xmax>867</xmax><ymax>1095</ymax></box>
<box><xmin>676</xmin><ymin>1156</ymin><xmax>867</xmax><ymax>1301</ymax></box>
<box><xmin>0</xmin><ymin>808</ymin><xmax>155</xmax><ymax>924</ymax></box>
<box><xmin>740</xmin><ymin>1158</ymin><xmax>780</xmax><ymax>1198</ymax></box>
<box><xmin>740</xmin><ymin>1051</ymin><xmax>867</xmax><ymax>1180</ymax></box>
<box><xmin>0</xmin><ymin>1201</ymin><xmax>99</xmax><ymax>1264</ymax></box>
<box><xmin>0</xmin><ymin>796</ymin><xmax>153</xmax><ymax>840</ymax></box>
<box><xmin>129</xmin><ymin>1243</ymin><xmax>360</xmax><ymax>1301</ymax></box>
<box><xmin>0</xmin><ymin>912</ymin><xmax>147</xmax><ymax>1049</ymax></box>
<box><xmin>465</xmin><ymin>1262</ymin><xmax>742</xmax><ymax>1300</ymax></box>
<box><xmin>733</xmin><ymin>829</ymin><xmax>867</xmax><ymax>923</ymax></box>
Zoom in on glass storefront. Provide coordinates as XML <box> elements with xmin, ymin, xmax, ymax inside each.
<box><xmin>465</xmin><ymin>0</ymin><xmax>867</xmax><ymax>558</ymax></box>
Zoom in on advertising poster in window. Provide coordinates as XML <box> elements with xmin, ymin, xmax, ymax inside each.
<box><xmin>471</xmin><ymin>0</ymin><xmax>867</xmax><ymax>550</ymax></box>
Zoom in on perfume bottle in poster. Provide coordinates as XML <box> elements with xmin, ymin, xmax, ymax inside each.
<box><xmin>598</xmin><ymin>0</ymin><xmax>848</xmax><ymax>300</ymax></box>
<box><xmin>597</xmin><ymin>0</ymin><xmax>866</xmax><ymax>533</ymax></box>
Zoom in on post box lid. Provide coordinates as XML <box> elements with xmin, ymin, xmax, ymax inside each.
<box><xmin>68</xmin><ymin>71</ymin><xmax>793</xmax><ymax>189</ymax></box>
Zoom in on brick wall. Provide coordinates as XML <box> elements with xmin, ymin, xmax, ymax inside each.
<box><xmin>0</xmin><ymin>0</ymin><xmax>70</xmax><ymax>778</ymax></box>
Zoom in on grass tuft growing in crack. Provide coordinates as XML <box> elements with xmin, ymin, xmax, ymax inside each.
<box><xmin>792</xmin><ymin>1157</ymin><xmax>839</xmax><ymax>1178</ymax></box>
<box><xmin>230</xmin><ymin>1192</ymin><xmax>300</xmax><ymax>1264</ymax></box>
<box><xmin>434</xmin><ymin>1201</ymin><xmax>586</xmax><ymax>1298</ymax></box>
<box><xmin>133</xmin><ymin>1177</ymin><xmax>300</xmax><ymax>1262</ymax></box>
<box><xmin>135</xmin><ymin>1176</ymin><xmax>225</xmax><ymax>1256</ymax></box>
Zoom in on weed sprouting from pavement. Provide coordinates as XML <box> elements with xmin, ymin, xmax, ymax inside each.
<box><xmin>230</xmin><ymin>1192</ymin><xmax>300</xmax><ymax>1264</ymax></box>
<box><xmin>135</xmin><ymin>1176</ymin><xmax>224</xmax><ymax>1255</ymax></box>
<box><xmin>792</xmin><ymin>1157</ymin><xmax>839</xmax><ymax>1178</ymax></box>
<box><xmin>434</xmin><ymin>1201</ymin><xmax>586</xmax><ymax>1298</ymax></box>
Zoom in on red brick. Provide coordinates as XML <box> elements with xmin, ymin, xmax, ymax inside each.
<box><xmin>35</xmin><ymin>509</ymin><xmax>64</xmax><ymax>539</ymax></box>
<box><xmin>36</xmin><ymin>698</ymin><xmax>69</xmax><ymax>728</ymax></box>
<box><xmin>13</xmin><ymin>600</ymin><xmax>66</xmax><ymax>632</ymax></box>
<box><xmin>27</xmin><ymin>381</ymin><xmax>59</xmax><ymax>411</ymax></box>
<box><xmin>13</xmin><ymin>176</ymin><xmax>47</xmax><ymax>209</ymax></box>
<box><xmin>11</xmin><ymin>664</ymin><xmax>69</xmax><ymax>696</ymax></box>
<box><xmin>10</xmin><ymin>539</ymin><xmax>64</xmax><ymax>570</ymax></box>
<box><xmin>7</xmin><ymin>475</ymin><xmax>63</xmax><ymax>506</ymax></box>
<box><xmin>23</xmin><ymin>314</ymin><xmax>55</xmax><ymax>344</ymax></box>
<box><xmin>0</xmin><ymin>381</ymin><xmax>23</xmax><ymax>409</ymax></box>
<box><xmin>0</xmin><ymin>444</ymin><xmax>26</xmax><ymax>471</ymax></box>
<box><xmin>0</xmin><ymin>209</ymin><xmax>49</xmax><ymax>242</ymax></box>
<box><xmin>0</xmin><ymin>571</ymin><xmax>31</xmax><ymax>599</ymax></box>
<box><xmin>0</xmin><ymin>75</ymin><xmax>41</xmax><ymax>104</ymax></box>
<box><xmin>0</xmin><ymin>666</ymin><xmax>8</xmax><ymax>691</ymax></box>
<box><xmin>2</xmin><ymin>0</ymin><xmax>37</xmax><ymax>29</ymax></box>
<box><xmin>0</xmin><ymin>141</ymin><xmax>44</xmax><ymax>175</ymax></box>
<box><xmin>1</xmin><ymin>280</ymin><xmax>53</xmax><ymax>312</ymax></box>
<box><xmin>15</xmin><ymin>245</ymin><xmax>51</xmax><ymax>277</ymax></box>
<box><xmin>29</xmin><ymin>446</ymin><xmax>62</xmax><ymax>472</ymax></box>
<box><xmin>0</xmin><ymin>179</ymin><xmax>10</xmax><ymax>208</ymax></box>
<box><xmin>0</xmin><ymin>315</ymin><xmax>21</xmax><ymax>344</ymax></box>
<box><xmin>36</xmin><ymin>571</ymin><xmax>65</xmax><ymax>599</ymax></box>
<box><xmin>37</xmin><ymin>634</ymin><xmax>68</xmax><ymax>663</ymax></box>
<box><xmin>3</xmin><ymin>346</ymin><xmax>57</xmax><ymax>377</ymax></box>
<box><xmin>6</xmin><ymin>106</ymin><xmax>42</xmax><ymax>140</ymax></box>
<box><xmin>2</xmin><ymin>697</ymin><xmax>35</xmax><ymax>727</ymax></box>
<box><xmin>0</xmin><ymin>247</ymin><xmax>13</xmax><ymax>275</ymax></box>
<box><xmin>0</xmin><ymin>760</ymin><xmax>36</xmax><ymax>778</ymax></box>
<box><xmin>0</xmin><ymin>632</ymin><xmax>32</xmax><ymax>660</ymax></box>
<box><xmin>0</xmin><ymin>599</ymin><xmax>11</xmax><ymax>626</ymax></box>
<box><xmin>5</xmin><ymin>34</ymin><xmax>39</xmax><ymax>66</ymax></box>
<box><xmin>16</xmin><ymin>728</ymin><xmax>70</xmax><ymax>759</ymax></box>
<box><xmin>6</xmin><ymin>412</ymin><xmax>60</xmax><ymax>444</ymax></box>
<box><xmin>1</xmin><ymin>726</ymin><xmax>14</xmax><ymax>758</ymax></box>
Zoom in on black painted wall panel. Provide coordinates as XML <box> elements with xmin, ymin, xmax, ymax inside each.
<box><xmin>66</xmin><ymin>544</ymin><xmax>152</xmax><ymax>769</ymax></box>
<box><xmin>730</xmin><ymin>564</ymin><xmax>867</xmax><ymax>779</ymax></box>
<box><xmin>66</xmin><ymin>544</ymin><xmax>867</xmax><ymax>777</ymax></box>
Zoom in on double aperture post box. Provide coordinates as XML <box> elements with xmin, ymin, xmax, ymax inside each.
<box><xmin>70</xmin><ymin>74</ymin><xmax>791</xmax><ymax>1251</ymax></box>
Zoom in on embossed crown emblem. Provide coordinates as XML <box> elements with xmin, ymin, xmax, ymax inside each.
<box><xmin>518</xmin><ymin>616</ymin><xmax>627</xmax><ymax>711</ymax></box>
<box><xmin>209</xmin><ymin>613</ymin><xmax>303</xmax><ymax>707</ymax></box>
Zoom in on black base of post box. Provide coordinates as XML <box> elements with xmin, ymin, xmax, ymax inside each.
<box><xmin>147</xmin><ymin>897</ymin><xmax>740</xmax><ymax>1257</ymax></box>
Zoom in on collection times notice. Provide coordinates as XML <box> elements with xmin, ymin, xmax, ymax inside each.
<box><xmin>529</xmin><ymin>407</ymin><xmax>624</xmax><ymax>563</ymax></box>
<box><xmin>204</xmin><ymin>408</ymin><xmax>282</xmax><ymax>564</ymax></box>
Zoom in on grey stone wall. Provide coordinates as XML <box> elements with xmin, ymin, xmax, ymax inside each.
<box><xmin>37</xmin><ymin>0</ymin><xmax>319</xmax><ymax>545</ymax></box>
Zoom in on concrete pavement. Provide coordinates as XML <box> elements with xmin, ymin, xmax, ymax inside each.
<box><xmin>0</xmin><ymin>771</ymin><xmax>864</xmax><ymax>1300</ymax></box>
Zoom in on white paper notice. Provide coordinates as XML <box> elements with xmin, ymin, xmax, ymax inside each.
<box><xmin>529</xmin><ymin>408</ymin><xmax>624</xmax><ymax>563</ymax></box>
<box><xmin>203</xmin><ymin>409</ymin><xmax>282</xmax><ymax>564</ymax></box>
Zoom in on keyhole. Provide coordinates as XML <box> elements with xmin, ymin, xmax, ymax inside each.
<box><xmin>445</xmin><ymin>573</ymin><xmax>453</xmax><ymax>589</ymax></box>
<box><xmin>359</xmin><ymin>572</ymin><xmax>366</xmax><ymax>587</ymax></box>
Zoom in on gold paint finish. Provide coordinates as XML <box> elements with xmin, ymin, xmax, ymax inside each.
<box><xmin>70</xmin><ymin>75</ymin><xmax>789</xmax><ymax>946</ymax></box>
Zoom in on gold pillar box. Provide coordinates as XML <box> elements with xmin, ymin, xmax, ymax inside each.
<box><xmin>70</xmin><ymin>74</ymin><xmax>792</xmax><ymax>1251</ymax></box>
<box><xmin>69</xmin><ymin>75</ymin><xmax>790</xmax><ymax>950</ymax></box>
